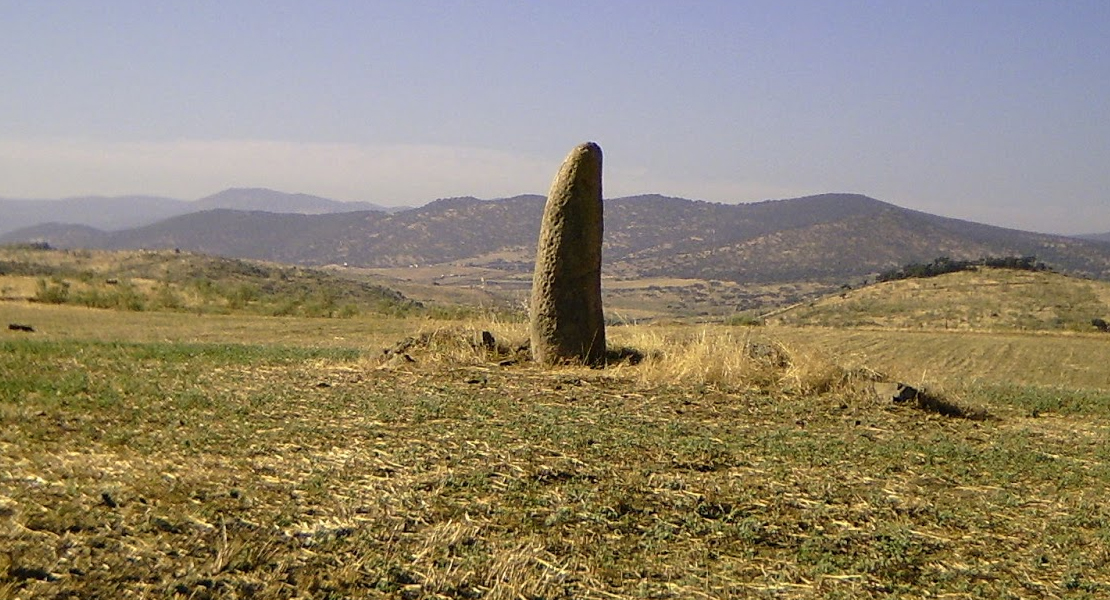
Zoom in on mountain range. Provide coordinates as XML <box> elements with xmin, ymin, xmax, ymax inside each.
<box><xmin>3</xmin><ymin>192</ymin><xmax>1110</xmax><ymax>285</ymax></box>
<box><xmin>0</xmin><ymin>188</ymin><xmax>400</xmax><ymax>236</ymax></box>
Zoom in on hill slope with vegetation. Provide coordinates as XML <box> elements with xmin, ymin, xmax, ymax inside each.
<box><xmin>0</xmin><ymin>245</ymin><xmax>419</xmax><ymax>318</ymax></box>
<box><xmin>6</xmin><ymin>193</ymin><xmax>1110</xmax><ymax>285</ymax></box>
<box><xmin>768</xmin><ymin>266</ymin><xmax>1110</xmax><ymax>332</ymax></box>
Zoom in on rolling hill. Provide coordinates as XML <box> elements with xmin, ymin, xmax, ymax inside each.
<box><xmin>5</xmin><ymin>193</ymin><xmax>1110</xmax><ymax>285</ymax></box>
<box><xmin>767</xmin><ymin>267</ymin><xmax>1110</xmax><ymax>331</ymax></box>
<box><xmin>0</xmin><ymin>246</ymin><xmax>418</xmax><ymax>317</ymax></box>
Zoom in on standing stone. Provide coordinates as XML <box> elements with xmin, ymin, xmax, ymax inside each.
<box><xmin>530</xmin><ymin>142</ymin><xmax>606</xmax><ymax>366</ymax></box>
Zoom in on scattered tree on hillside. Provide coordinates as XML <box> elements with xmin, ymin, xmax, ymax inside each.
<box><xmin>877</xmin><ymin>255</ymin><xmax>1049</xmax><ymax>283</ymax></box>
<box><xmin>980</xmin><ymin>256</ymin><xmax>1047</xmax><ymax>271</ymax></box>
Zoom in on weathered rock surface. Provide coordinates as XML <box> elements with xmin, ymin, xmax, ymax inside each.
<box><xmin>530</xmin><ymin>142</ymin><xmax>606</xmax><ymax>366</ymax></box>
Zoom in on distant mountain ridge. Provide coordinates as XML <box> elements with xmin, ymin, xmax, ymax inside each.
<box><xmin>191</xmin><ymin>188</ymin><xmax>389</xmax><ymax>214</ymax></box>
<box><xmin>6</xmin><ymin>192</ymin><xmax>1110</xmax><ymax>285</ymax></box>
<box><xmin>0</xmin><ymin>188</ymin><xmax>402</xmax><ymax>236</ymax></box>
<box><xmin>0</xmin><ymin>195</ymin><xmax>189</xmax><ymax>234</ymax></box>
<box><xmin>1077</xmin><ymin>232</ymin><xmax>1110</xmax><ymax>244</ymax></box>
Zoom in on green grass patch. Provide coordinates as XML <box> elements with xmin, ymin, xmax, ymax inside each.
<box><xmin>964</xmin><ymin>384</ymin><xmax>1110</xmax><ymax>417</ymax></box>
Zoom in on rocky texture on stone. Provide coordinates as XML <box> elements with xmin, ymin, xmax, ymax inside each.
<box><xmin>530</xmin><ymin>142</ymin><xmax>607</xmax><ymax>366</ymax></box>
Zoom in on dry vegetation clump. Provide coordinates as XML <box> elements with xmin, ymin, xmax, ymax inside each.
<box><xmin>377</xmin><ymin>322</ymin><xmax>531</xmax><ymax>368</ymax></box>
<box><xmin>611</xmin><ymin>328</ymin><xmax>858</xmax><ymax>396</ymax></box>
<box><xmin>379</xmin><ymin>325</ymin><xmax>989</xmax><ymax>423</ymax></box>
<box><xmin>374</xmin><ymin>324</ymin><xmax>997</xmax><ymax>421</ymax></box>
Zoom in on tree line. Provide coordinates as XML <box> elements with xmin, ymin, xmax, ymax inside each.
<box><xmin>877</xmin><ymin>256</ymin><xmax>1049</xmax><ymax>283</ymax></box>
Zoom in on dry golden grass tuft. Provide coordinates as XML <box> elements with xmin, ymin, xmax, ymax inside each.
<box><xmin>609</xmin><ymin>327</ymin><xmax>866</xmax><ymax>398</ymax></box>
<box><xmin>376</xmin><ymin>323</ymin><xmax>868</xmax><ymax>400</ymax></box>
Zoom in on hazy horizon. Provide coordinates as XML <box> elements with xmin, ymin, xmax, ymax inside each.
<box><xmin>2</xmin><ymin>1</ymin><xmax>1108</xmax><ymax>234</ymax></box>
<box><xmin>5</xmin><ymin>186</ymin><xmax>1109</xmax><ymax>238</ymax></box>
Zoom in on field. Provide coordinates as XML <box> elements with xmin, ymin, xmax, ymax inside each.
<box><xmin>349</xmin><ymin>264</ymin><xmax>832</xmax><ymax>322</ymax></box>
<box><xmin>3</xmin><ymin>294</ymin><xmax>1110</xmax><ymax>599</ymax></box>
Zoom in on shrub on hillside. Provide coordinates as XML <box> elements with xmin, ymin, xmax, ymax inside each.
<box><xmin>726</xmin><ymin>313</ymin><xmax>765</xmax><ymax>326</ymax></box>
<box><xmin>34</xmin><ymin>278</ymin><xmax>70</xmax><ymax>304</ymax></box>
<box><xmin>71</xmin><ymin>282</ymin><xmax>146</xmax><ymax>311</ymax></box>
<box><xmin>982</xmin><ymin>255</ymin><xmax>1048</xmax><ymax>271</ymax></box>
<box><xmin>5</xmin><ymin>241</ymin><xmax>53</xmax><ymax>251</ymax></box>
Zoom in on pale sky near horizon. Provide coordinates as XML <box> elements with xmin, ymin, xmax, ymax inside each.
<box><xmin>1</xmin><ymin>1</ymin><xmax>1108</xmax><ymax>234</ymax></box>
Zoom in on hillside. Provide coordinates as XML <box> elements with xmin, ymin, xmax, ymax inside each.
<box><xmin>0</xmin><ymin>245</ymin><xmax>418</xmax><ymax>317</ymax></box>
<box><xmin>5</xmin><ymin>193</ymin><xmax>1110</xmax><ymax>285</ymax></box>
<box><xmin>767</xmin><ymin>267</ymin><xmax>1110</xmax><ymax>332</ymax></box>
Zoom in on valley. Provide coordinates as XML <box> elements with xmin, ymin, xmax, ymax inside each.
<box><xmin>3</xmin><ymin>246</ymin><xmax>1110</xmax><ymax>598</ymax></box>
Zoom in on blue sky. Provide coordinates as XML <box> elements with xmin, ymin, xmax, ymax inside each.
<box><xmin>1</xmin><ymin>1</ymin><xmax>1107</xmax><ymax>233</ymax></box>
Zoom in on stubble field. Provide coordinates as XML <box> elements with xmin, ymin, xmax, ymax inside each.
<box><xmin>2</xmin><ymin>302</ymin><xmax>1110</xmax><ymax>599</ymax></box>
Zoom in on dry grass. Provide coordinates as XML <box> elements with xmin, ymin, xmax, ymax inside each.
<box><xmin>376</xmin><ymin>324</ymin><xmax>862</xmax><ymax>400</ymax></box>
<box><xmin>608</xmin><ymin>328</ymin><xmax>851</xmax><ymax>396</ymax></box>
<box><xmin>375</xmin><ymin>321</ymin><xmax>530</xmax><ymax>367</ymax></box>
<box><xmin>3</xmin><ymin>306</ymin><xmax>1110</xmax><ymax>598</ymax></box>
<box><xmin>0</xmin><ymin>302</ymin><xmax>416</xmax><ymax>349</ymax></box>
<box><xmin>768</xmin><ymin>326</ymin><xmax>1110</xmax><ymax>391</ymax></box>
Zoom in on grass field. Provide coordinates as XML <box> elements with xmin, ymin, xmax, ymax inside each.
<box><xmin>3</xmin><ymin>301</ymin><xmax>1110</xmax><ymax>599</ymax></box>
